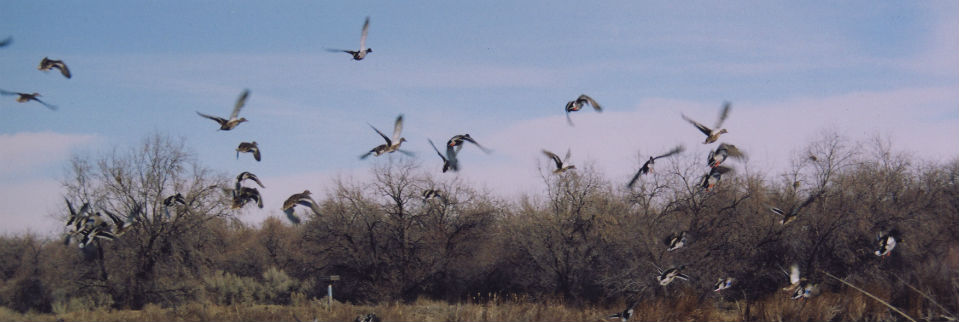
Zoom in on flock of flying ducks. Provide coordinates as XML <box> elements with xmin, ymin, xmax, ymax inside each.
<box><xmin>3</xmin><ymin>16</ymin><xmax>904</xmax><ymax>316</ymax></box>
<box><xmin>0</xmin><ymin>37</ymin><xmax>67</xmax><ymax>110</ymax></box>
<box><xmin>601</xmin><ymin>102</ymin><xmax>902</xmax><ymax>320</ymax></box>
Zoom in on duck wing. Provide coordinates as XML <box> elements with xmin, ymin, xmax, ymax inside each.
<box><xmin>45</xmin><ymin>60</ymin><xmax>71</xmax><ymax>78</ymax></box>
<box><xmin>103</xmin><ymin>210</ymin><xmax>124</xmax><ymax>227</ymax></box>
<box><xmin>627</xmin><ymin>162</ymin><xmax>649</xmax><ymax>188</ymax></box>
<box><xmin>359</xmin><ymin>16</ymin><xmax>370</xmax><ymax>51</ymax></box>
<box><xmin>445</xmin><ymin>145</ymin><xmax>459</xmax><ymax>171</ymax></box>
<box><xmin>282</xmin><ymin>194</ymin><xmax>300</xmax><ymax>211</ymax></box>
<box><xmin>719</xmin><ymin>143</ymin><xmax>744</xmax><ymax>159</ymax></box>
<box><xmin>297</xmin><ymin>198</ymin><xmax>322</xmax><ymax>216</ymax></box>
<box><xmin>461</xmin><ymin>136</ymin><xmax>492</xmax><ymax>153</ymax></box>
<box><xmin>391</xmin><ymin>114</ymin><xmax>404</xmax><ymax>143</ymax></box>
<box><xmin>654</xmin><ymin>145</ymin><xmax>685</xmax><ymax>160</ymax></box>
<box><xmin>55</xmin><ymin>61</ymin><xmax>71</xmax><ymax>78</ymax></box>
<box><xmin>197</xmin><ymin>111</ymin><xmax>227</xmax><ymax>125</ymax></box>
<box><xmin>428</xmin><ymin>139</ymin><xmax>448</xmax><ymax>162</ymax></box>
<box><xmin>769</xmin><ymin>207</ymin><xmax>785</xmax><ymax>216</ymax></box>
<box><xmin>252</xmin><ymin>191</ymin><xmax>264</xmax><ymax>208</ymax></box>
<box><xmin>230</xmin><ymin>89</ymin><xmax>250</xmax><ymax>120</ymax></box>
<box><xmin>681</xmin><ymin>113</ymin><xmax>713</xmax><ymax>136</ymax></box>
<box><xmin>542</xmin><ymin>150</ymin><xmax>563</xmax><ymax>170</ymax></box>
<box><xmin>714</xmin><ymin>101</ymin><xmax>731</xmax><ymax>129</ymax></box>
<box><xmin>284</xmin><ymin>208</ymin><xmax>302</xmax><ymax>224</ymax></box>
<box><xmin>713</xmin><ymin>165</ymin><xmax>733</xmax><ymax>174</ymax></box>
<box><xmin>31</xmin><ymin>97</ymin><xmax>58</xmax><ymax>111</ymax></box>
<box><xmin>359</xmin><ymin>149</ymin><xmax>375</xmax><ymax>160</ymax></box>
<box><xmin>368</xmin><ymin>124</ymin><xmax>392</xmax><ymax>146</ymax></box>
<box><xmin>238</xmin><ymin>172</ymin><xmax>266</xmax><ymax>188</ymax></box>
<box><xmin>65</xmin><ymin>199</ymin><xmax>82</xmax><ymax>227</ymax></box>
<box><xmin>788</xmin><ymin>264</ymin><xmax>800</xmax><ymax>285</ymax></box>
<box><xmin>578</xmin><ymin>94</ymin><xmax>602</xmax><ymax>112</ymax></box>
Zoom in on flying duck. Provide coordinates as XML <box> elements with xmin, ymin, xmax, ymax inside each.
<box><xmin>627</xmin><ymin>145</ymin><xmax>685</xmax><ymax>188</ymax></box>
<box><xmin>607</xmin><ymin>301</ymin><xmax>635</xmax><ymax>322</ymax></box>
<box><xmin>707</xmin><ymin>143</ymin><xmax>744</xmax><ymax>168</ymax></box>
<box><xmin>700</xmin><ymin>165</ymin><xmax>732</xmax><ymax>191</ymax></box>
<box><xmin>236</xmin><ymin>141</ymin><xmax>261</xmax><ymax>161</ymax></box>
<box><xmin>543</xmin><ymin>149</ymin><xmax>575</xmax><ymax>174</ymax></box>
<box><xmin>769</xmin><ymin>192</ymin><xmax>820</xmax><ymax>225</ymax></box>
<box><xmin>565</xmin><ymin>94</ymin><xmax>602</xmax><ymax>125</ymax></box>
<box><xmin>65</xmin><ymin>199</ymin><xmax>91</xmax><ymax>229</ymax></box>
<box><xmin>232</xmin><ymin>187</ymin><xmax>263</xmax><ymax>209</ymax></box>
<box><xmin>103</xmin><ymin>204</ymin><xmax>141</xmax><ymax>236</ymax></box>
<box><xmin>360</xmin><ymin>114</ymin><xmax>411</xmax><ymax>159</ymax></box>
<box><xmin>429</xmin><ymin>139</ymin><xmax>459</xmax><ymax>172</ymax></box>
<box><xmin>664</xmin><ymin>231</ymin><xmax>688</xmax><ymax>251</ymax></box>
<box><xmin>282</xmin><ymin>190</ymin><xmax>322</xmax><ymax>224</ymax></box>
<box><xmin>0</xmin><ymin>36</ymin><xmax>11</xmax><ymax>47</ymax></box>
<box><xmin>163</xmin><ymin>193</ymin><xmax>187</xmax><ymax>207</ymax></box>
<box><xmin>78</xmin><ymin>211</ymin><xmax>111</xmax><ymax>239</ymax></box>
<box><xmin>875</xmin><ymin>229</ymin><xmax>901</xmax><ymax>257</ymax></box>
<box><xmin>327</xmin><ymin>16</ymin><xmax>372</xmax><ymax>60</ymax></box>
<box><xmin>713</xmin><ymin>277</ymin><xmax>735</xmax><ymax>292</ymax></box>
<box><xmin>422</xmin><ymin>189</ymin><xmax>449</xmax><ymax>204</ymax></box>
<box><xmin>657</xmin><ymin>265</ymin><xmax>690</xmax><ymax>286</ymax></box>
<box><xmin>38</xmin><ymin>57</ymin><xmax>71</xmax><ymax>79</ymax></box>
<box><xmin>783</xmin><ymin>264</ymin><xmax>818</xmax><ymax>300</ymax></box>
<box><xmin>235</xmin><ymin>171</ymin><xmax>266</xmax><ymax>190</ymax></box>
<box><xmin>163</xmin><ymin>193</ymin><xmax>187</xmax><ymax>218</ymax></box>
<box><xmin>447</xmin><ymin>134</ymin><xmax>492</xmax><ymax>154</ymax></box>
<box><xmin>682</xmin><ymin>102</ymin><xmax>731</xmax><ymax>144</ymax></box>
<box><xmin>196</xmin><ymin>89</ymin><xmax>250</xmax><ymax>131</ymax></box>
<box><xmin>0</xmin><ymin>89</ymin><xmax>58</xmax><ymax>110</ymax></box>
<box><xmin>78</xmin><ymin>227</ymin><xmax>117</xmax><ymax>248</ymax></box>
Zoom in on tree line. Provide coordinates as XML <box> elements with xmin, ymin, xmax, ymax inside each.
<box><xmin>0</xmin><ymin>133</ymin><xmax>956</xmax><ymax>316</ymax></box>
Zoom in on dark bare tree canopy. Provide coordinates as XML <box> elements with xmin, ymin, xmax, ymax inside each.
<box><xmin>0</xmin><ymin>133</ymin><xmax>956</xmax><ymax>321</ymax></box>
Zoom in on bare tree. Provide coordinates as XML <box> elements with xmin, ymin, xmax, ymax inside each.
<box><xmin>300</xmin><ymin>157</ymin><xmax>497</xmax><ymax>302</ymax></box>
<box><xmin>60</xmin><ymin>133</ymin><xmax>234</xmax><ymax>309</ymax></box>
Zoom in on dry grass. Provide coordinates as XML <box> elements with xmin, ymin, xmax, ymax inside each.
<box><xmin>0</xmin><ymin>289</ymin><xmax>940</xmax><ymax>322</ymax></box>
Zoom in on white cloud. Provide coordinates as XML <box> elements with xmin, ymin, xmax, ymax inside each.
<box><xmin>458</xmin><ymin>86</ymin><xmax>959</xmax><ymax>196</ymax></box>
<box><xmin>0</xmin><ymin>132</ymin><xmax>100</xmax><ymax>177</ymax></box>
<box><xmin>0</xmin><ymin>178</ymin><xmax>66</xmax><ymax>236</ymax></box>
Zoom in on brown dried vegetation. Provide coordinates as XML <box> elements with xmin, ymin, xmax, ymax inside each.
<box><xmin>0</xmin><ymin>133</ymin><xmax>956</xmax><ymax>321</ymax></box>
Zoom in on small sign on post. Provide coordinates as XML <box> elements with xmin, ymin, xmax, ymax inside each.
<box><xmin>322</xmin><ymin>275</ymin><xmax>340</xmax><ymax>312</ymax></box>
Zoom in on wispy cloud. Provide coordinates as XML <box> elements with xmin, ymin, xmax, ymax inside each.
<box><xmin>459</xmin><ymin>86</ymin><xmax>959</xmax><ymax>196</ymax></box>
<box><xmin>0</xmin><ymin>132</ymin><xmax>100</xmax><ymax>178</ymax></box>
<box><xmin>0</xmin><ymin>178</ymin><xmax>66</xmax><ymax>236</ymax></box>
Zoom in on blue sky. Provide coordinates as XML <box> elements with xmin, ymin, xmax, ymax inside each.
<box><xmin>1</xmin><ymin>1</ymin><xmax>956</xmax><ymax>235</ymax></box>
